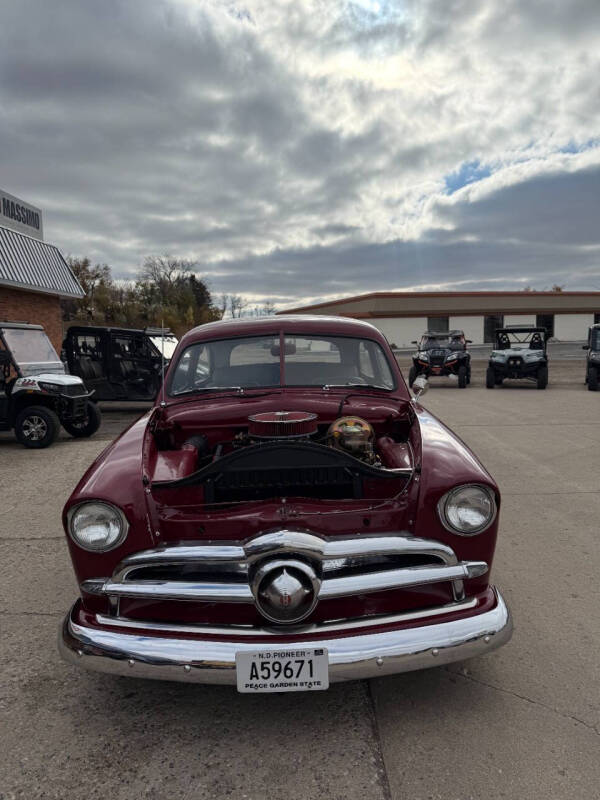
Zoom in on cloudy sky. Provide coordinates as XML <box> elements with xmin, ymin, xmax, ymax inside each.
<box><xmin>1</xmin><ymin>0</ymin><xmax>599</xmax><ymax>309</ymax></box>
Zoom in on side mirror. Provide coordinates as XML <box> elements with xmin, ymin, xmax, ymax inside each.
<box><xmin>411</xmin><ymin>375</ymin><xmax>429</xmax><ymax>400</ymax></box>
<box><xmin>582</xmin><ymin>345</ymin><xmax>589</xmax><ymax>350</ymax></box>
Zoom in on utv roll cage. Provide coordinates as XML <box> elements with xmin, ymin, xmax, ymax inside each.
<box><xmin>493</xmin><ymin>327</ymin><xmax>549</xmax><ymax>351</ymax></box>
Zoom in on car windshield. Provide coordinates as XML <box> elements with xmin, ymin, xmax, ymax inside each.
<box><xmin>169</xmin><ymin>334</ymin><xmax>396</xmax><ymax>395</ymax></box>
<box><xmin>1</xmin><ymin>328</ymin><xmax>62</xmax><ymax>367</ymax></box>
<box><xmin>149</xmin><ymin>334</ymin><xmax>178</xmax><ymax>360</ymax></box>
<box><xmin>495</xmin><ymin>331</ymin><xmax>545</xmax><ymax>350</ymax></box>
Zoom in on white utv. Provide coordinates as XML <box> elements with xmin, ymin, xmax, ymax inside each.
<box><xmin>486</xmin><ymin>326</ymin><xmax>549</xmax><ymax>390</ymax></box>
<box><xmin>0</xmin><ymin>321</ymin><xmax>101</xmax><ymax>448</ymax></box>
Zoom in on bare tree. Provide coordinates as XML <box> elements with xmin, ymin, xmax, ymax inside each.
<box><xmin>217</xmin><ymin>293</ymin><xmax>229</xmax><ymax>319</ymax></box>
<box><xmin>261</xmin><ymin>300</ymin><xmax>276</xmax><ymax>316</ymax></box>
<box><xmin>230</xmin><ymin>294</ymin><xmax>247</xmax><ymax>318</ymax></box>
<box><xmin>139</xmin><ymin>255</ymin><xmax>198</xmax><ymax>305</ymax></box>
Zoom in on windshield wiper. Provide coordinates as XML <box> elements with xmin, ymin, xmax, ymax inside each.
<box><xmin>323</xmin><ymin>383</ymin><xmax>392</xmax><ymax>391</ymax></box>
<box><xmin>172</xmin><ymin>386</ymin><xmax>244</xmax><ymax>397</ymax></box>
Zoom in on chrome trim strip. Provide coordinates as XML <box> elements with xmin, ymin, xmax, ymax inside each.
<box><xmin>318</xmin><ymin>561</ymin><xmax>487</xmax><ymax>599</ymax></box>
<box><xmin>110</xmin><ymin>532</ymin><xmax>462</xmax><ymax>574</ymax></box>
<box><xmin>88</xmin><ymin>579</ymin><xmax>254</xmax><ymax>603</ymax></box>
<box><xmin>96</xmin><ymin>597</ymin><xmax>478</xmax><ymax>637</ymax></box>
<box><xmin>111</xmin><ymin>544</ymin><xmax>247</xmax><ymax>582</ymax></box>
<box><xmin>59</xmin><ymin>590</ymin><xmax>512</xmax><ymax>684</ymax></box>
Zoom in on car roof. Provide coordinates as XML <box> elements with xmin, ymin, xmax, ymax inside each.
<box><xmin>0</xmin><ymin>320</ymin><xmax>44</xmax><ymax>331</ymax></box>
<box><xmin>180</xmin><ymin>314</ymin><xmax>386</xmax><ymax>347</ymax></box>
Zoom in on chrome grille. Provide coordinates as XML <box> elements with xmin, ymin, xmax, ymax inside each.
<box><xmin>83</xmin><ymin>530</ymin><xmax>488</xmax><ymax>623</ymax></box>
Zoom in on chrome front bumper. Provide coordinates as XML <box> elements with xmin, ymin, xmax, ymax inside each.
<box><xmin>59</xmin><ymin>589</ymin><xmax>512</xmax><ymax>685</ymax></box>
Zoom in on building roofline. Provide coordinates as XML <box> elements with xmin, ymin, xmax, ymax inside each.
<box><xmin>0</xmin><ymin>277</ymin><xmax>83</xmax><ymax>299</ymax></box>
<box><xmin>280</xmin><ymin>290</ymin><xmax>600</xmax><ymax>314</ymax></box>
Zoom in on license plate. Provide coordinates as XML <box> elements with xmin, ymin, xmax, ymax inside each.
<box><xmin>236</xmin><ymin>647</ymin><xmax>329</xmax><ymax>693</ymax></box>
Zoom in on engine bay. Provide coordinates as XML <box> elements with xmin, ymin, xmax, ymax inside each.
<box><xmin>150</xmin><ymin>403</ymin><xmax>413</xmax><ymax>503</ymax></box>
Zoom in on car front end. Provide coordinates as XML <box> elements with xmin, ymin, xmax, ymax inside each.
<box><xmin>59</xmin><ymin>317</ymin><xmax>511</xmax><ymax>691</ymax></box>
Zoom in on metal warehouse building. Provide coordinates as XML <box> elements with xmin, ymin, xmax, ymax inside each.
<box><xmin>0</xmin><ymin>189</ymin><xmax>83</xmax><ymax>354</ymax></box>
<box><xmin>282</xmin><ymin>291</ymin><xmax>600</xmax><ymax>347</ymax></box>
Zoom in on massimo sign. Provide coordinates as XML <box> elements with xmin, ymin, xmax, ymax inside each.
<box><xmin>0</xmin><ymin>189</ymin><xmax>43</xmax><ymax>240</ymax></box>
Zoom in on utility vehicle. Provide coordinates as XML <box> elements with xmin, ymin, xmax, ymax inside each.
<box><xmin>409</xmin><ymin>330</ymin><xmax>472</xmax><ymax>388</ymax></box>
<box><xmin>62</xmin><ymin>325</ymin><xmax>178</xmax><ymax>401</ymax></box>
<box><xmin>583</xmin><ymin>323</ymin><xmax>600</xmax><ymax>391</ymax></box>
<box><xmin>486</xmin><ymin>326</ymin><xmax>549</xmax><ymax>389</ymax></box>
<box><xmin>0</xmin><ymin>321</ymin><xmax>100</xmax><ymax>448</ymax></box>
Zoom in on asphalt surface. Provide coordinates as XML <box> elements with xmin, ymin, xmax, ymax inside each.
<box><xmin>1</xmin><ymin>360</ymin><xmax>598</xmax><ymax>799</ymax></box>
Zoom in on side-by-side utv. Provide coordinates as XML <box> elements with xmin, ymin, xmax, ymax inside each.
<box><xmin>486</xmin><ymin>326</ymin><xmax>550</xmax><ymax>390</ymax></box>
<box><xmin>583</xmin><ymin>323</ymin><xmax>600</xmax><ymax>391</ymax></box>
<box><xmin>62</xmin><ymin>325</ymin><xmax>178</xmax><ymax>401</ymax></box>
<box><xmin>409</xmin><ymin>330</ymin><xmax>472</xmax><ymax>388</ymax></box>
<box><xmin>0</xmin><ymin>322</ymin><xmax>100</xmax><ymax>448</ymax></box>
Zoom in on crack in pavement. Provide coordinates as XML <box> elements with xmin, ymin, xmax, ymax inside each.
<box><xmin>0</xmin><ymin>536</ymin><xmax>65</xmax><ymax>541</ymax></box>
<box><xmin>0</xmin><ymin>610</ymin><xmax>63</xmax><ymax>617</ymax></box>
<box><xmin>364</xmin><ymin>681</ymin><xmax>393</xmax><ymax>800</ymax></box>
<box><xmin>446</xmin><ymin>667</ymin><xmax>599</xmax><ymax>736</ymax></box>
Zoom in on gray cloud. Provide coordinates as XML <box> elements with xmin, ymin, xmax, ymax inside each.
<box><xmin>0</xmin><ymin>0</ymin><xmax>599</xmax><ymax>307</ymax></box>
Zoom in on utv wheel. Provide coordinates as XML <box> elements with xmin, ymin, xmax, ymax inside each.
<box><xmin>495</xmin><ymin>377</ymin><xmax>504</xmax><ymax>385</ymax></box>
<box><xmin>485</xmin><ymin>367</ymin><xmax>496</xmax><ymax>389</ymax></box>
<box><xmin>62</xmin><ymin>401</ymin><xmax>102</xmax><ymax>438</ymax></box>
<box><xmin>537</xmin><ymin>365</ymin><xmax>548</xmax><ymax>390</ymax></box>
<box><xmin>588</xmin><ymin>366</ymin><xmax>599</xmax><ymax>391</ymax></box>
<box><xmin>458</xmin><ymin>365</ymin><xmax>467</xmax><ymax>388</ymax></box>
<box><xmin>408</xmin><ymin>366</ymin><xmax>417</xmax><ymax>388</ymax></box>
<box><xmin>15</xmin><ymin>405</ymin><xmax>60</xmax><ymax>449</ymax></box>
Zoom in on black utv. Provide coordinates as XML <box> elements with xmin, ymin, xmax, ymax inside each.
<box><xmin>0</xmin><ymin>321</ymin><xmax>100</xmax><ymax>448</ymax></box>
<box><xmin>62</xmin><ymin>325</ymin><xmax>178</xmax><ymax>401</ymax></box>
<box><xmin>486</xmin><ymin>326</ymin><xmax>549</xmax><ymax>389</ymax></box>
<box><xmin>409</xmin><ymin>330</ymin><xmax>472</xmax><ymax>388</ymax></box>
<box><xmin>583</xmin><ymin>323</ymin><xmax>600</xmax><ymax>391</ymax></box>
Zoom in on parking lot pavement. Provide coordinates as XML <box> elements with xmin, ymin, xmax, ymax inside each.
<box><xmin>1</xmin><ymin>384</ymin><xmax>598</xmax><ymax>799</ymax></box>
<box><xmin>0</xmin><ymin>433</ymin><xmax>387</xmax><ymax>800</ymax></box>
<box><xmin>370</xmin><ymin>386</ymin><xmax>600</xmax><ymax>800</ymax></box>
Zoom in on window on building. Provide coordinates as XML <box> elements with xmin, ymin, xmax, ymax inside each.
<box><xmin>536</xmin><ymin>314</ymin><xmax>554</xmax><ymax>337</ymax></box>
<box><xmin>427</xmin><ymin>316</ymin><xmax>449</xmax><ymax>333</ymax></box>
<box><xmin>484</xmin><ymin>315</ymin><xmax>504</xmax><ymax>343</ymax></box>
<box><xmin>594</xmin><ymin>313</ymin><xmax>600</xmax><ymax>324</ymax></box>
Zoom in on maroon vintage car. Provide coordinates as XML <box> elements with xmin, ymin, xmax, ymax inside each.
<box><xmin>59</xmin><ymin>315</ymin><xmax>512</xmax><ymax>692</ymax></box>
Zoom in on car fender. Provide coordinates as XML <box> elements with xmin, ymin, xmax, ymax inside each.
<box><xmin>411</xmin><ymin>406</ymin><xmax>499</xmax><ymax>588</ymax></box>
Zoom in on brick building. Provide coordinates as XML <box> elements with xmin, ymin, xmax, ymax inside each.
<box><xmin>0</xmin><ymin>224</ymin><xmax>83</xmax><ymax>354</ymax></box>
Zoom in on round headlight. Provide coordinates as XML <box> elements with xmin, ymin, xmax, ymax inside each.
<box><xmin>68</xmin><ymin>502</ymin><xmax>128</xmax><ymax>551</ymax></box>
<box><xmin>438</xmin><ymin>485</ymin><xmax>496</xmax><ymax>535</ymax></box>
